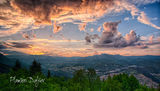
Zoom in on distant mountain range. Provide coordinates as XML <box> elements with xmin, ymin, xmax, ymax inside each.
<box><xmin>0</xmin><ymin>53</ymin><xmax>160</xmax><ymax>86</ymax></box>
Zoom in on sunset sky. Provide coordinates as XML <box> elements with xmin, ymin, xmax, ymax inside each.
<box><xmin>0</xmin><ymin>0</ymin><xmax>160</xmax><ymax>57</ymax></box>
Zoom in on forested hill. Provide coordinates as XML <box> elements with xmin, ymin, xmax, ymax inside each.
<box><xmin>1</xmin><ymin>53</ymin><xmax>160</xmax><ymax>88</ymax></box>
<box><xmin>0</xmin><ymin>60</ymin><xmax>160</xmax><ymax>91</ymax></box>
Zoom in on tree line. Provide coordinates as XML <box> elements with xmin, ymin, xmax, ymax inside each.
<box><xmin>0</xmin><ymin>59</ymin><xmax>160</xmax><ymax>91</ymax></box>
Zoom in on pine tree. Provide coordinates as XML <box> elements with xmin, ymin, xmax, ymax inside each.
<box><xmin>87</xmin><ymin>68</ymin><xmax>97</xmax><ymax>90</ymax></box>
<box><xmin>73</xmin><ymin>69</ymin><xmax>86</xmax><ymax>83</ymax></box>
<box><xmin>29</xmin><ymin>59</ymin><xmax>42</xmax><ymax>75</ymax></box>
<box><xmin>13</xmin><ymin>59</ymin><xmax>21</xmax><ymax>71</ymax></box>
<box><xmin>47</xmin><ymin>70</ymin><xmax>51</xmax><ymax>78</ymax></box>
<box><xmin>129</xmin><ymin>74</ymin><xmax>139</xmax><ymax>91</ymax></box>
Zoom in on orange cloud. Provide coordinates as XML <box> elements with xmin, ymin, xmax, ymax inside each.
<box><xmin>2</xmin><ymin>36</ymin><xmax>160</xmax><ymax>57</ymax></box>
<box><xmin>90</xmin><ymin>28</ymin><xmax>94</xmax><ymax>32</ymax></box>
<box><xmin>97</xmin><ymin>26</ymin><xmax>102</xmax><ymax>32</ymax></box>
<box><xmin>10</xmin><ymin>0</ymin><xmax>116</xmax><ymax>24</ymax></box>
<box><xmin>53</xmin><ymin>21</ymin><xmax>62</xmax><ymax>33</ymax></box>
<box><xmin>0</xmin><ymin>0</ymin><xmax>159</xmax><ymax>37</ymax></box>
<box><xmin>124</xmin><ymin>30</ymin><xmax>139</xmax><ymax>45</ymax></box>
<box><xmin>27</xmin><ymin>45</ymin><xmax>45</xmax><ymax>55</ymax></box>
<box><xmin>79</xmin><ymin>23</ymin><xmax>87</xmax><ymax>31</ymax></box>
<box><xmin>0</xmin><ymin>1</ymin><xmax>34</xmax><ymax>37</ymax></box>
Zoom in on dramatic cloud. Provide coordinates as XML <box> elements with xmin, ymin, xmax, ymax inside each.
<box><xmin>0</xmin><ymin>0</ymin><xmax>159</xmax><ymax>37</ymax></box>
<box><xmin>94</xmin><ymin>21</ymin><xmax>140</xmax><ymax>48</ymax></box>
<box><xmin>124</xmin><ymin>30</ymin><xmax>140</xmax><ymax>45</ymax></box>
<box><xmin>11</xmin><ymin>0</ymin><xmax>158</xmax><ymax>26</ymax></box>
<box><xmin>10</xmin><ymin>0</ymin><xmax>115</xmax><ymax>24</ymax></box>
<box><xmin>94</xmin><ymin>21</ymin><xmax>160</xmax><ymax>49</ymax></box>
<box><xmin>0</xmin><ymin>0</ymin><xmax>34</xmax><ymax>37</ymax></box>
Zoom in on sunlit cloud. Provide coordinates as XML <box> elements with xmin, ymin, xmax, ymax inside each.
<box><xmin>0</xmin><ymin>1</ymin><xmax>34</xmax><ymax>37</ymax></box>
<box><xmin>53</xmin><ymin>21</ymin><xmax>63</xmax><ymax>33</ymax></box>
<box><xmin>10</xmin><ymin>0</ymin><xmax>115</xmax><ymax>24</ymax></box>
<box><xmin>1</xmin><ymin>33</ymin><xmax>159</xmax><ymax>57</ymax></box>
<box><xmin>137</xmin><ymin>12</ymin><xmax>160</xmax><ymax>30</ymax></box>
<box><xmin>116</xmin><ymin>1</ymin><xmax>160</xmax><ymax>30</ymax></box>
<box><xmin>0</xmin><ymin>0</ymin><xmax>160</xmax><ymax>57</ymax></box>
<box><xmin>0</xmin><ymin>0</ymin><xmax>159</xmax><ymax>38</ymax></box>
<box><xmin>94</xmin><ymin>21</ymin><xmax>140</xmax><ymax>48</ymax></box>
<box><xmin>79</xmin><ymin>23</ymin><xmax>87</xmax><ymax>31</ymax></box>
<box><xmin>97</xmin><ymin>26</ymin><xmax>102</xmax><ymax>32</ymax></box>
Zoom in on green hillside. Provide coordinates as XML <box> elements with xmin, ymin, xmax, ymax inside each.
<box><xmin>0</xmin><ymin>60</ymin><xmax>159</xmax><ymax>91</ymax></box>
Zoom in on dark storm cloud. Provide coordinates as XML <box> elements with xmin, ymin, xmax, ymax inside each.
<box><xmin>11</xmin><ymin>42</ymin><xmax>31</xmax><ymax>48</ymax></box>
<box><xmin>94</xmin><ymin>21</ymin><xmax>140</xmax><ymax>48</ymax></box>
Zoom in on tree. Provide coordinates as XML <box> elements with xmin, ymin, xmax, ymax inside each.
<box><xmin>47</xmin><ymin>70</ymin><xmax>51</xmax><ymax>78</ymax></box>
<box><xmin>29</xmin><ymin>59</ymin><xmax>42</xmax><ymax>75</ymax></box>
<box><xmin>87</xmin><ymin>68</ymin><xmax>96</xmax><ymax>87</ymax></box>
<box><xmin>129</xmin><ymin>74</ymin><xmax>139</xmax><ymax>91</ymax></box>
<box><xmin>87</xmin><ymin>68</ymin><xmax>101</xmax><ymax>91</ymax></box>
<box><xmin>73</xmin><ymin>69</ymin><xmax>86</xmax><ymax>84</ymax></box>
<box><xmin>87</xmin><ymin>68</ymin><xmax>96</xmax><ymax>79</ymax></box>
<box><xmin>13</xmin><ymin>59</ymin><xmax>21</xmax><ymax>71</ymax></box>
